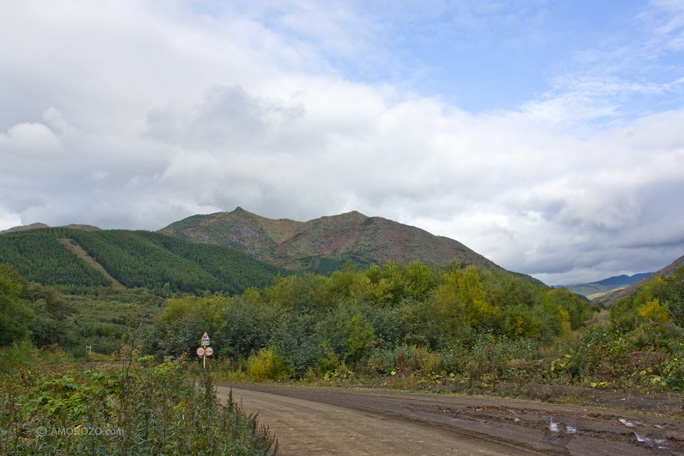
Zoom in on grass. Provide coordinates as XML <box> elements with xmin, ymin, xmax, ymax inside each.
<box><xmin>62</xmin><ymin>287</ymin><xmax>164</xmax><ymax>356</ymax></box>
<box><xmin>0</xmin><ymin>345</ymin><xmax>277</xmax><ymax>455</ymax></box>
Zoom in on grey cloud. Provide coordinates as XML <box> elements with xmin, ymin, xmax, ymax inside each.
<box><xmin>0</xmin><ymin>190</ymin><xmax>47</xmax><ymax>215</ymax></box>
<box><xmin>1</xmin><ymin>1</ymin><xmax>683</xmax><ymax>287</ymax></box>
<box><xmin>146</xmin><ymin>85</ymin><xmax>305</xmax><ymax>150</ymax></box>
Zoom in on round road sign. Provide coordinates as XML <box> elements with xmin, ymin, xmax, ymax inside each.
<box><xmin>196</xmin><ymin>347</ymin><xmax>205</xmax><ymax>357</ymax></box>
<box><xmin>205</xmin><ymin>347</ymin><xmax>213</xmax><ymax>356</ymax></box>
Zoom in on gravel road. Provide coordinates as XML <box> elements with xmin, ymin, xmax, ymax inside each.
<box><xmin>217</xmin><ymin>383</ymin><xmax>683</xmax><ymax>456</ymax></box>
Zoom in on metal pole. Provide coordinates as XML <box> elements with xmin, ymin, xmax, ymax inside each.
<box><xmin>203</xmin><ymin>354</ymin><xmax>206</xmax><ymax>370</ymax></box>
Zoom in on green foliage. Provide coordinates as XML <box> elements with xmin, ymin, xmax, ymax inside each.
<box><xmin>64</xmin><ymin>229</ymin><xmax>281</xmax><ymax>293</ymax></box>
<box><xmin>368</xmin><ymin>345</ymin><xmax>443</xmax><ymax>376</ymax></box>
<box><xmin>545</xmin><ymin>318</ymin><xmax>684</xmax><ymax>391</ymax></box>
<box><xmin>65</xmin><ymin>287</ymin><xmax>164</xmax><ymax>355</ymax></box>
<box><xmin>0</xmin><ymin>340</ymin><xmax>36</xmax><ymax>375</ymax></box>
<box><xmin>247</xmin><ymin>347</ymin><xmax>290</xmax><ymax>381</ymax></box>
<box><xmin>0</xmin><ymin>264</ymin><xmax>33</xmax><ymax>346</ymax></box>
<box><xmin>339</xmin><ymin>307</ymin><xmax>376</xmax><ymax>363</ymax></box>
<box><xmin>638</xmin><ymin>298</ymin><xmax>671</xmax><ymax>322</ymax></box>
<box><xmin>23</xmin><ymin>282</ymin><xmax>73</xmax><ymax>348</ymax></box>
<box><xmin>0</xmin><ymin>231</ymin><xmax>111</xmax><ymax>287</ymax></box>
<box><xmin>263</xmin><ymin>273</ymin><xmax>328</xmax><ymax>312</ymax></box>
<box><xmin>0</xmin><ymin>351</ymin><xmax>276</xmax><ymax>455</ymax></box>
<box><xmin>611</xmin><ymin>264</ymin><xmax>684</xmax><ymax>330</ymax></box>
<box><xmin>150</xmin><ymin>262</ymin><xmax>597</xmax><ymax>388</ymax></box>
<box><xmin>544</xmin><ymin>287</ymin><xmax>590</xmax><ymax>331</ymax></box>
<box><xmin>0</xmin><ymin>228</ymin><xmax>281</xmax><ymax>293</ymax></box>
<box><xmin>662</xmin><ymin>351</ymin><xmax>684</xmax><ymax>391</ymax></box>
<box><xmin>152</xmin><ymin>295</ymin><xmax>230</xmax><ymax>358</ymax></box>
<box><xmin>0</xmin><ymin>263</ymin><xmax>80</xmax><ymax>350</ymax></box>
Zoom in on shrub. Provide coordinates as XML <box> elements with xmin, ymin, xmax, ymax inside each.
<box><xmin>662</xmin><ymin>355</ymin><xmax>684</xmax><ymax>391</ymax></box>
<box><xmin>247</xmin><ymin>347</ymin><xmax>290</xmax><ymax>381</ymax></box>
<box><xmin>638</xmin><ymin>299</ymin><xmax>670</xmax><ymax>323</ymax></box>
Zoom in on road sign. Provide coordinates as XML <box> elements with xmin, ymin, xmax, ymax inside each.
<box><xmin>201</xmin><ymin>340</ymin><xmax>210</xmax><ymax>346</ymax></box>
<box><xmin>196</xmin><ymin>347</ymin><xmax>205</xmax><ymax>357</ymax></box>
<box><xmin>201</xmin><ymin>332</ymin><xmax>210</xmax><ymax>341</ymax></box>
<box><xmin>205</xmin><ymin>347</ymin><xmax>213</xmax><ymax>356</ymax></box>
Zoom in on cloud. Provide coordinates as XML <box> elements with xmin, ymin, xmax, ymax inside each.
<box><xmin>0</xmin><ymin>122</ymin><xmax>62</xmax><ymax>159</ymax></box>
<box><xmin>145</xmin><ymin>81</ymin><xmax>684</xmax><ymax>284</ymax></box>
<box><xmin>147</xmin><ymin>85</ymin><xmax>306</xmax><ymax>150</ymax></box>
<box><xmin>0</xmin><ymin>0</ymin><xmax>682</xmax><ymax>285</ymax></box>
<box><xmin>642</xmin><ymin>0</ymin><xmax>684</xmax><ymax>52</ymax></box>
<box><xmin>42</xmin><ymin>107</ymin><xmax>76</xmax><ymax>137</ymax></box>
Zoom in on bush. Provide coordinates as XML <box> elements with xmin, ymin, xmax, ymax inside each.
<box><xmin>0</xmin><ymin>264</ymin><xmax>33</xmax><ymax>347</ymax></box>
<box><xmin>662</xmin><ymin>355</ymin><xmax>684</xmax><ymax>391</ymax></box>
<box><xmin>368</xmin><ymin>345</ymin><xmax>442</xmax><ymax>376</ymax></box>
<box><xmin>247</xmin><ymin>347</ymin><xmax>290</xmax><ymax>381</ymax></box>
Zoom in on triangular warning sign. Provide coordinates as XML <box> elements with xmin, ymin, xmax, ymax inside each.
<box><xmin>201</xmin><ymin>332</ymin><xmax>210</xmax><ymax>341</ymax></box>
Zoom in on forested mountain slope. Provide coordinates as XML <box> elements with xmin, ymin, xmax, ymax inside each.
<box><xmin>0</xmin><ymin>228</ymin><xmax>281</xmax><ymax>293</ymax></box>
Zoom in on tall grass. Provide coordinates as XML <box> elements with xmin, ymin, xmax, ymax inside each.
<box><xmin>0</xmin><ymin>346</ymin><xmax>277</xmax><ymax>455</ymax></box>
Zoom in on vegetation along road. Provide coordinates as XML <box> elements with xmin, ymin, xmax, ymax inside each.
<box><xmin>219</xmin><ymin>383</ymin><xmax>684</xmax><ymax>456</ymax></box>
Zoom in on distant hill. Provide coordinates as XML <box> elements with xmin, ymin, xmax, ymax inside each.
<box><xmin>61</xmin><ymin>224</ymin><xmax>102</xmax><ymax>231</ymax></box>
<box><xmin>0</xmin><ymin>222</ymin><xmax>101</xmax><ymax>234</ymax></box>
<box><xmin>160</xmin><ymin>207</ymin><xmax>509</xmax><ymax>276</ymax></box>
<box><xmin>567</xmin><ymin>273</ymin><xmax>652</xmax><ymax>298</ymax></box>
<box><xmin>0</xmin><ymin>228</ymin><xmax>281</xmax><ymax>293</ymax></box>
<box><xmin>595</xmin><ymin>254</ymin><xmax>684</xmax><ymax>305</ymax></box>
<box><xmin>0</xmin><ymin>222</ymin><xmax>50</xmax><ymax>233</ymax></box>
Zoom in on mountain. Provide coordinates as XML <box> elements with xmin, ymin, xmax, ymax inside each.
<box><xmin>0</xmin><ymin>222</ymin><xmax>50</xmax><ymax>233</ymax></box>
<box><xmin>0</xmin><ymin>222</ymin><xmax>101</xmax><ymax>234</ymax></box>
<box><xmin>591</xmin><ymin>273</ymin><xmax>653</xmax><ymax>287</ymax></box>
<box><xmin>566</xmin><ymin>273</ymin><xmax>652</xmax><ymax>298</ymax></box>
<box><xmin>160</xmin><ymin>207</ymin><xmax>507</xmax><ymax>275</ymax></box>
<box><xmin>596</xmin><ymin>254</ymin><xmax>684</xmax><ymax>305</ymax></box>
<box><xmin>0</xmin><ymin>227</ymin><xmax>281</xmax><ymax>293</ymax></box>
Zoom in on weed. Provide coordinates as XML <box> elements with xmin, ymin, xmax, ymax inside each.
<box><xmin>0</xmin><ymin>348</ymin><xmax>277</xmax><ymax>455</ymax></box>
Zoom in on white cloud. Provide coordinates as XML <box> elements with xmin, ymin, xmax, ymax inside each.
<box><xmin>0</xmin><ymin>213</ymin><xmax>22</xmax><ymax>232</ymax></box>
<box><xmin>43</xmin><ymin>107</ymin><xmax>75</xmax><ymax>137</ymax></box>
<box><xmin>0</xmin><ymin>0</ymin><xmax>683</xmax><ymax>285</ymax></box>
<box><xmin>0</xmin><ymin>122</ymin><xmax>62</xmax><ymax>159</ymax></box>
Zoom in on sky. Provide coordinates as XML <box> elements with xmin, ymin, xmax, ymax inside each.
<box><xmin>1</xmin><ymin>0</ymin><xmax>683</xmax><ymax>285</ymax></box>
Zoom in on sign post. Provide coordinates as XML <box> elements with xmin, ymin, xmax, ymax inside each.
<box><xmin>198</xmin><ymin>332</ymin><xmax>213</xmax><ymax>369</ymax></box>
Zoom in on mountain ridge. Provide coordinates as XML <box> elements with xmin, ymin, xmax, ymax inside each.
<box><xmin>589</xmin><ymin>273</ymin><xmax>652</xmax><ymax>287</ymax></box>
<box><xmin>0</xmin><ymin>222</ymin><xmax>101</xmax><ymax>234</ymax></box>
<box><xmin>596</xmin><ymin>253</ymin><xmax>684</xmax><ymax>305</ymax></box>
<box><xmin>160</xmin><ymin>207</ymin><xmax>510</xmax><ymax>276</ymax></box>
<box><xmin>566</xmin><ymin>272</ymin><xmax>652</xmax><ymax>298</ymax></box>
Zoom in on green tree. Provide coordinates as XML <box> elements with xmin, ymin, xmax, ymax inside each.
<box><xmin>0</xmin><ymin>264</ymin><xmax>33</xmax><ymax>346</ymax></box>
<box><xmin>340</xmin><ymin>307</ymin><xmax>376</xmax><ymax>363</ymax></box>
<box><xmin>23</xmin><ymin>282</ymin><xmax>73</xmax><ymax>347</ymax></box>
<box><xmin>152</xmin><ymin>295</ymin><xmax>229</xmax><ymax>357</ymax></box>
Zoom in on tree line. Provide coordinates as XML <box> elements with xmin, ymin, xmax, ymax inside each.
<box><xmin>149</xmin><ymin>262</ymin><xmax>593</xmax><ymax>377</ymax></box>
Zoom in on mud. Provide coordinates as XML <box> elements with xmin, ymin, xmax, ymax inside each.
<box><xmin>218</xmin><ymin>383</ymin><xmax>684</xmax><ymax>456</ymax></box>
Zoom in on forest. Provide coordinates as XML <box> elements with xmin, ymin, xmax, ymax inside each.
<box><xmin>146</xmin><ymin>261</ymin><xmax>684</xmax><ymax>392</ymax></box>
<box><xmin>2</xmin><ymin>256</ymin><xmax>684</xmax><ymax>393</ymax></box>
<box><xmin>0</xmin><ymin>228</ymin><xmax>282</xmax><ymax>293</ymax></box>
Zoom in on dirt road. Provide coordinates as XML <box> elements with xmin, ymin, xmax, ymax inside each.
<box><xmin>217</xmin><ymin>383</ymin><xmax>684</xmax><ymax>456</ymax></box>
